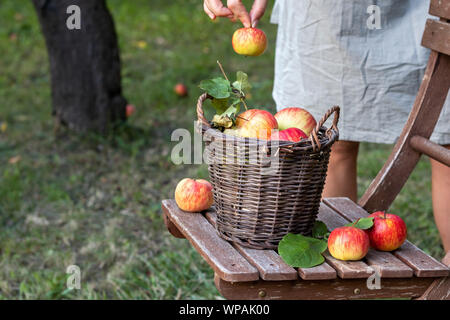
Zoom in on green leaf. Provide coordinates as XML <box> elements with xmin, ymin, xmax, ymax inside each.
<box><xmin>345</xmin><ymin>217</ymin><xmax>374</xmax><ymax>230</ymax></box>
<box><xmin>199</xmin><ymin>78</ymin><xmax>231</xmax><ymax>99</ymax></box>
<box><xmin>221</xmin><ymin>104</ymin><xmax>240</xmax><ymax>118</ymax></box>
<box><xmin>312</xmin><ymin>221</ymin><xmax>329</xmax><ymax>239</ymax></box>
<box><xmin>232</xmin><ymin>71</ymin><xmax>251</xmax><ymax>95</ymax></box>
<box><xmin>211</xmin><ymin>98</ymin><xmax>229</xmax><ymax>114</ymax></box>
<box><xmin>278</xmin><ymin>233</ymin><xmax>328</xmax><ymax>268</ymax></box>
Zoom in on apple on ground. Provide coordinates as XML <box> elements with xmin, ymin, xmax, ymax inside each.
<box><xmin>366</xmin><ymin>212</ymin><xmax>407</xmax><ymax>251</ymax></box>
<box><xmin>232</xmin><ymin>27</ymin><xmax>267</xmax><ymax>57</ymax></box>
<box><xmin>174</xmin><ymin>83</ymin><xmax>188</xmax><ymax>97</ymax></box>
<box><xmin>235</xmin><ymin>109</ymin><xmax>278</xmax><ymax>140</ymax></box>
<box><xmin>270</xmin><ymin>127</ymin><xmax>307</xmax><ymax>143</ymax></box>
<box><xmin>175</xmin><ymin>178</ymin><xmax>213</xmax><ymax>212</ymax></box>
<box><xmin>126</xmin><ymin>104</ymin><xmax>136</xmax><ymax>117</ymax></box>
<box><xmin>275</xmin><ymin>107</ymin><xmax>317</xmax><ymax>136</ymax></box>
<box><xmin>328</xmin><ymin>226</ymin><xmax>370</xmax><ymax>261</ymax></box>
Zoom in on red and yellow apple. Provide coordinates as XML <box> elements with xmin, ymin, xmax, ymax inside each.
<box><xmin>235</xmin><ymin>109</ymin><xmax>278</xmax><ymax>140</ymax></box>
<box><xmin>174</xmin><ymin>83</ymin><xmax>188</xmax><ymax>97</ymax></box>
<box><xmin>175</xmin><ymin>178</ymin><xmax>213</xmax><ymax>212</ymax></box>
<box><xmin>328</xmin><ymin>226</ymin><xmax>370</xmax><ymax>261</ymax></box>
<box><xmin>270</xmin><ymin>127</ymin><xmax>307</xmax><ymax>143</ymax></box>
<box><xmin>366</xmin><ymin>212</ymin><xmax>407</xmax><ymax>251</ymax></box>
<box><xmin>126</xmin><ymin>104</ymin><xmax>135</xmax><ymax>117</ymax></box>
<box><xmin>274</xmin><ymin>107</ymin><xmax>317</xmax><ymax>136</ymax></box>
<box><xmin>232</xmin><ymin>27</ymin><xmax>267</xmax><ymax>57</ymax></box>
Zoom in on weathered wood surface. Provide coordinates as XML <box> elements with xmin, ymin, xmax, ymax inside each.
<box><xmin>205</xmin><ymin>210</ymin><xmax>299</xmax><ymax>281</ymax></box>
<box><xmin>214</xmin><ymin>273</ymin><xmax>436</xmax><ymax>300</ymax></box>
<box><xmin>429</xmin><ymin>0</ymin><xmax>450</xmax><ymax>19</ymax></box>
<box><xmin>417</xmin><ymin>250</ymin><xmax>450</xmax><ymax>300</ymax></box>
<box><xmin>161</xmin><ymin>200</ymin><xmax>259</xmax><ymax>282</ymax></box>
<box><xmin>358</xmin><ymin>51</ymin><xmax>450</xmax><ymax>212</ymax></box>
<box><xmin>410</xmin><ymin>135</ymin><xmax>450</xmax><ymax>166</ymax></box>
<box><xmin>325</xmin><ymin>198</ymin><xmax>450</xmax><ymax>278</ymax></box>
<box><xmin>422</xmin><ymin>19</ymin><xmax>450</xmax><ymax>56</ymax></box>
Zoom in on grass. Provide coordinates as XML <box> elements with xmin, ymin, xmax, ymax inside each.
<box><xmin>0</xmin><ymin>0</ymin><xmax>445</xmax><ymax>299</ymax></box>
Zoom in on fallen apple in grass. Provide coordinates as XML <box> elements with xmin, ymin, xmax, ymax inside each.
<box><xmin>235</xmin><ymin>109</ymin><xmax>278</xmax><ymax>140</ymax></box>
<box><xmin>275</xmin><ymin>107</ymin><xmax>317</xmax><ymax>136</ymax></box>
<box><xmin>126</xmin><ymin>104</ymin><xmax>135</xmax><ymax>117</ymax></box>
<box><xmin>175</xmin><ymin>178</ymin><xmax>213</xmax><ymax>212</ymax></box>
<box><xmin>366</xmin><ymin>212</ymin><xmax>407</xmax><ymax>251</ymax></box>
<box><xmin>271</xmin><ymin>127</ymin><xmax>307</xmax><ymax>143</ymax></box>
<box><xmin>328</xmin><ymin>226</ymin><xmax>370</xmax><ymax>261</ymax></box>
<box><xmin>174</xmin><ymin>83</ymin><xmax>188</xmax><ymax>97</ymax></box>
<box><xmin>232</xmin><ymin>27</ymin><xmax>267</xmax><ymax>57</ymax></box>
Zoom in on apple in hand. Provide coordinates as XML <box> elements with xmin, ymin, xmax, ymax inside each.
<box><xmin>270</xmin><ymin>127</ymin><xmax>307</xmax><ymax>143</ymax></box>
<box><xmin>232</xmin><ymin>27</ymin><xmax>267</xmax><ymax>57</ymax></box>
<box><xmin>328</xmin><ymin>226</ymin><xmax>370</xmax><ymax>261</ymax></box>
<box><xmin>126</xmin><ymin>104</ymin><xmax>136</xmax><ymax>117</ymax></box>
<box><xmin>175</xmin><ymin>178</ymin><xmax>213</xmax><ymax>212</ymax></box>
<box><xmin>235</xmin><ymin>109</ymin><xmax>278</xmax><ymax>140</ymax></box>
<box><xmin>366</xmin><ymin>212</ymin><xmax>407</xmax><ymax>251</ymax></box>
<box><xmin>174</xmin><ymin>83</ymin><xmax>188</xmax><ymax>97</ymax></box>
<box><xmin>275</xmin><ymin>107</ymin><xmax>317</xmax><ymax>136</ymax></box>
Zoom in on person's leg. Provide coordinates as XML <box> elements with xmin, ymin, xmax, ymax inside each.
<box><xmin>430</xmin><ymin>145</ymin><xmax>450</xmax><ymax>253</ymax></box>
<box><xmin>323</xmin><ymin>140</ymin><xmax>360</xmax><ymax>202</ymax></box>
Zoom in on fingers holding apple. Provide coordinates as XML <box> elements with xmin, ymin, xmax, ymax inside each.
<box><xmin>175</xmin><ymin>178</ymin><xmax>213</xmax><ymax>213</ymax></box>
<box><xmin>327</xmin><ymin>226</ymin><xmax>370</xmax><ymax>261</ymax></box>
<box><xmin>366</xmin><ymin>212</ymin><xmax>407</xmax><ymax>251</ymax></box>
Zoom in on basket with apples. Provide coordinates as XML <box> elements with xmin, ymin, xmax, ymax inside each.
<box><xmin>196</xmin><ymin>63</ymin><xmax>340</xmax><ymax>250</ymax></box>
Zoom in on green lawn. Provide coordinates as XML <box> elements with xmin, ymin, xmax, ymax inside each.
<box><xmin>0</xmin><ymin>0</ymin><xmax>445</xmax><ymax>299</ymax></box>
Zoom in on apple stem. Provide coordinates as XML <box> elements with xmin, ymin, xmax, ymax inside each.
<box><xmin>383</xmin><ymin>211</ymin><xmax>387</xmax><ymax>220</ymax></box>
<box><xmin>241</xmin><ymin>98</ymin><xmax>248</xmax><ymax>111</ymax></box>
<box><xmin>352</xmin><ymin>218</ymin><xmax>359</xmax><ymax>227</ymax></box>
<box><xmin>217</xmin><ymin>60</ymin><xmax>230</xmax><ymax>82</ymax></box>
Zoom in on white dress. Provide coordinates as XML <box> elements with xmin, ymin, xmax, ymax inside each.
<box><xmin>271</xmin><ymin>0</ymin><xmax>449</xmax><ymax>144</ymax></box>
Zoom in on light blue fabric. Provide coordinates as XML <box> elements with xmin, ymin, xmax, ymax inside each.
<box><xmin>271</xmin><ymin>0</ymin><xmax>449</xmax><ymax>144</ymax></box>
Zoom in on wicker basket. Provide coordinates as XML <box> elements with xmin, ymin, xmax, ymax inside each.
<box><xmin>197</xmin><ymin>93</ymin><xmax>340</xmax><ymax>249</ymax></box>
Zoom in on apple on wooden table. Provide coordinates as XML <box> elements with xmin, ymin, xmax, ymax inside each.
<box><xmin>366</xmin><ymin>211</ymin><xmax>407</xmax><ymax>251</ymax></box>
<box><xmin>175</xmin><ymin>178</ymin><xmax>213</xmax><ymax>212</ymax></box>
<box><xmin>327</xmin><ymin>226</ymin><xmax>370</xmax><ymax>261</ymax></box>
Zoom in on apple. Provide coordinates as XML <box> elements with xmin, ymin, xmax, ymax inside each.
<box><xmin>235</xmin><ymin>109</ymin><xmax>278</xmax><ymax>140</ymax></box>
<box><xmin>174</xmin><ymin>83</ymin><xmax>188</xmax><ymax>97</ymax></box>
<box><xmin>175</xmin><ymin>178</ymin><xmax>213</xmax><ymax>212</ymax></box>
<box><xmin>274</xmin><ymin>107</ymin><xmax>317</xmax><ymax>136</ymax></box>
<box><xmin>126</xmin><ymin>104</ymin><xmax>135</xmax><ymax>117</ymax></box>
<box><xmin>366</xmin><ymin>212</ymin><xmax>407</xmax><ymax>251</ymax></box>
<box><xmin>270</xmin><ymin>127</ymin><xmax>307</xmax><ymax>143</ymax></box>
<box><xmin>232</xmin><ymin>27</ymin><xmax>267</xmax><ymax>57</ymax></box>
<box><xmin>328</xmin><ymin>226</ymin><xmax>370</xmax><ymax>261</ymax></box>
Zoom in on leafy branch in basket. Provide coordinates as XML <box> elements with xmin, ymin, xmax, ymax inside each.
<box><xmin>199</xmin><ymin>61</ymin><xmax>251</xmax><ymax>130</ymax></box>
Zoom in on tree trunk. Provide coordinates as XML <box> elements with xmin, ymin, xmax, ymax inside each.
<box><xmin>32</xmin><ymin>0</ymin><xmax>127</xmax><ymax>134</ymax></box>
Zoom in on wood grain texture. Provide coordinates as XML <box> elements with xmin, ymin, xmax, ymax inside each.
<box><xmin>417</xmin><ymin>250</ymin><xmax>450</xmax><ymax>300</ymax></box>
<box><xmin>410</xmin><ymin>135</ymin><xmax>450</xmax><ymax>166</ymax></box>
<box><xmin>214</xmin><ymin>273</ymin><xmax>436</xmax><ymax>300</ymax></box>
<box><xmin>162</xmin><ymin>207</ymin><xmax>185</xmax><ymax>239</ymax></box>
<box><xmin>358</xmin><ymin>51</ymin><xmax>450</xmax><ymax>212</ymax></box>
<box><xmin>205</xmin><ymin>210</ymin><xmax>298</xmax><ymax>281</ymax></box>
<box><xmin>317</xmin><ymin>204</ymin><xmax>374</xmax><ymax>279</ymax></box>
<box><xmin>161</xmin><ymin>200</ymin><xmax>259</xmax><ymax>282</ymax></box>
<box><xmin>297</xmin><ymin>263</ymin><xmax>337</xmax><ymax>281</ymax></box>
<box><xmin>422</xmin><ymin>19</ymin><xmax>450</xmax><ymax>55</ymax></box>
<box><xmin>429</xmin><ymin>0</ymin><xmax>450</xmax><ymax>19</ymax></box>
<box><xmin>325</xmin><ymin>197</ymin><xmax>450</xmax><ymax>278</ymax></box>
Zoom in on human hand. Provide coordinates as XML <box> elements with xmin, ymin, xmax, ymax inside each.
<box><xmin>203</xmin><ymin>0</ymin><xmax>268</xmax><ymax>28</ymax></box>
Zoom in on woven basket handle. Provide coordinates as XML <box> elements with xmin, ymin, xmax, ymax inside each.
<box><xmin>309</xmin><ymin>106</ymin><xmax>340</xmax><ymax>151</ymax></box>
<box><xmin>197</xmin><ymin>93</ymin><xmax>211</xmax><ymax>128</ymax></box>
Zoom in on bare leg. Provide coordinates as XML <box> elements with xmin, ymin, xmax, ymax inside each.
<box><xmin>430</xmin><ymin>145</ymin><xmax>450</xmax><ymax>252</ymax></box>
<box><xmin>323</xmin><ymin>140</ymin><xmax>360</xmax><ymax>202</ymax></box>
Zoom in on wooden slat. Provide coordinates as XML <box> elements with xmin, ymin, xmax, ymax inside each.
<box><xmin>297</xmin><ymin>263</ymin><xmax>337</xmax><ymax>281</ymax></box>
<box><xmin>422</xmin><ymin>19</ymin><xmax>450</xmax><ymax>56</ymax></box>
<box><xmin>410</xmin><ymin>135</ymin><xmax>450</xmax><ymax>166</ymax></box>
<box><xmin>205</xmin><ymin>210</ymin><xmax>298</xmax><ymax>281</ymax></box>
<box><xmin>317</xmin><ymin>204</ymin><xmax>374</xmax><ymax>279</ymax></box>
<box><xmin>417</xmin><ymin>250</ymin><xmax>450</xmax><ymax>300</ymax></box>
<box><xmin>161</xmin><ymin>200</ymin><xmax>259</xmax><ymax>282</ymax></box>
<box><xmin>214</xmin><ymin>273</ymin><xmax>436</xmax><ymax>300</ymax></box>
<box><xmin>430</xmin><ymin>0</ymin><xmax>450</xmax><ymax>20</ymax></box>
<box><xmin>325</xmin><ymin>197</ymin><xmax>450</xmax><ymax>278</ymax></box>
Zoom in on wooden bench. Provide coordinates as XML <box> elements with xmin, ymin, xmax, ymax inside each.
<box><xmin>162</xmin><ymin>198</ymin><xmax>449</xmax><ymax>299</ymax></box>
<box><xmin>162</xmin><ymin>0</ymin><xmax>450</xmax><ymax>300</ymax></box>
